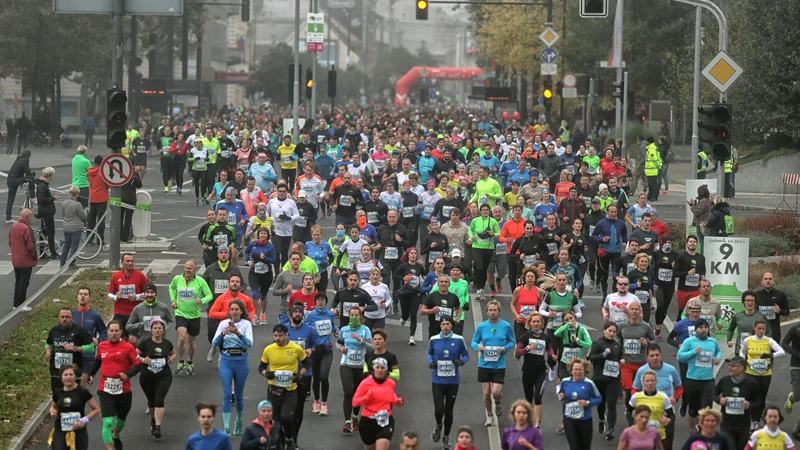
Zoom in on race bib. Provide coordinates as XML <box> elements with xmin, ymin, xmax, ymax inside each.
<box><xmin>342</xmin><ymin>302</ymin><xmax>358</xmax><ymax>317</ymax></box>
<box><xmin>402</xmin><ymin>207</ymin><xmax>414</xmax><ymax>218</ymax></box>
<box><xmin>376</xmin><ymin>410</ymin><xmax>390</xmax><ymax>427</ymax></box>
<box><xmin>60</xmin><ymin>412</ymin><xmax>81</xmax><ymax>432</ymax></box>
<box><xmin>551</xmin><ymin>313</ymin><xmax>564</xmax><ymax>328</ymax></box>
<box><xmin>697</xmin><ymin>351</ymin><xmax>713</xmax><ymax>368</ymax></box>
<box><xmin>759</xmin><ymin>306</ymin><xmax>776</xmax><ymax>320</ymax></box>
<box><xmin>687</xmin><ymin>326</ymin><xmax>696</xmax><ymax>338</ymax></box>
<box><xmin>339</xmin><ymin>196</ymin><xmax>352</xmax><ymax>206</ymax></box>
<box><xmin>162</xmin><ymin>146</ymin><xmax>170</xmax><ymax>155</ymax></box>
<box><xmin>602</xmin><ymin>360</ymin><xmax>620</xmax><ymax>377</ymax></box>
<box><xmin>566</xmin><ymin>165</ymin><xmax>576</xmax><ymax>174</ymax></box>
<box><xmin>700</xmin><ymin>315</ymin><xmax>715</xmax><ymax>328</ymax></box>
<box><xmin>54</xmin><ymin>352</ymin><xmax>73</xmax><ymax>369</ymax></box>
<box><xmin>348</xmin><ymin>254</ymin><xmax>360</xmax><ymax>266</ymax></box>
<box><xmin>344</xmin><ymin>349</ymin><xmax>364</xmax><ymax>366</ymax></box>
<box><xmin>220</xmin><ymin>150</ymin><xmax>231</xmax><ymax>158</ymax></box>
<box><xmin>283</xmin><ymin>155</ymin><xmax>292</xmax><ymax>165</ymax></box>
<box><xmin>315</xmin><ymin>320</ymin><xmax>332</xmax><ymax>336</ymax></box>
<box><xmin>227</xmin><ymin>214</ymin><xmax>237</xmax><ymax>226</ymax></box>
<box><xmin>436</xmin><ymin>360</ymin><xmax>456</xmax><ymax>377</ymax></box>
<box><xmin>565</xmin><ymin>401</ymin><xmax>584</xmax><ymax>419</ymax></box>
<box><xmin>626</xmin><ymin>263</ymin><xmax>636</xmax><ymax>274</ymax></box>
<box><xmin>635</xmin><ymin>291</ymin><xmax>650</xmax><ymax>303</ymax></box>
<box><xmin>624</xmin><ymin>339</ymin><xmax>641</xmax><ymax>355</ymax></box>
<box><xmin>520</xmin><ymin>305</ymin><xmax>536</xmax><ymax>319</ymax></box>
<box><xmin>479</xmin><ymin>195</ymin><xmax>489</xmax><ymax>205</ymax></box>
<box><xmin>214</xmin><ymin>234</ymin><xmax>229</xmax><ymax>248</ymax></box>
<box><xmin>685</xmin><ymin>274</ymin><xmax>700</xmax><ymax>287</ymax></box>
<box><xmin>524</xmin><ymin>255</ymin><xmax>537</xmax><ymax>266</ymax></box>
<box><xmin>483</xmin><ymin>347</ymin><xmax>501</xmax><ymax>362</ymax></box>
<box><xmin>428</xmin><ymin>251</ymin><xmax>443</xmax><ymax>262</ymax></box>
<box><xmin>255</xmin><ymin>262</ymin><xmax>270</xmax><ymax>274</ymax></box>
<box><xmin>435</xmin><ymin>307</ymin><xmax>453</xmax><ymax>321</ymax></box>
<box><xmin>274</xmin><ymin>370</ymin><xmax>293</xmax><ymax>387</ymax></box>
<box><xmin>214</xmin><ymin>279</ymin><xmax>227</xmax><ymax>294</ymax></box>
<box><xmin>546</xmin><ymin>242</ymin><xmax>558</xmax><ymax>255</ymax></box>
<box><xmin>442</xmin><ymin>206</ymin><xmax>454</xmax><ymax>218</ymax></box>
<box><xmin>738</xmin><ymin>332</ymin><xmax>750</xmax><ymax>348</ymax></box>
<box><xmin>178</xmin><ymin>288</ymin><xmax>195</xmax><ymax>302</ymax></box>
<box><xmin>239</xmin><ymin>164</ymin><xmax>250</xmax><ymax>172</ymax></box>
<box><xmin>589</xmin><ymin>225</ymin><xmax>596</xmax><ymax>235</ymax></box>
<box><xmin>194</xmin><ymin>158</ymin><xmax>207</xmax><ymax>169</ymax></box>
<box><xmin>578</xmin><ymin>255</ymin><xmax>586</xmax><ymax>264</ymax></box>
<box><xmin>658</xmin><ymin>268</ymin><xmax>673</xmax><ymax>282</ymax></box>
<box><xmin>120</xmin><ymin>284</ymin><xmax>136</xmax><ymax>296</ymax></box>
<box><xmin>367</xmin><ymin>211</ymin><xmax>378</xmax><ymax>223</ymax></box>
<box><xmin>423</xmin><ymin>205</ymin><xmax>435</xmax><ymax>217</ymax></box>
<box><xmin>562</xmin><ymin>347</ymin><xmax>580</xmax><ymax>362</ymax></box>
<box><xmin>750</xmin><ymin>358</ymin><xmax>768</xmax><ymax>374</ymax></box>
<box><xmin>142</xmin><ymin>315</ymin><xmax>158</xmax><ymax>332</ymax></box>
<box><xmin>648</xmin><ymin>420</ymin><xmax>660</xmax><ymax>430</ymax></box>
<box><xmin>725</xmin><ymin>397</ymin><xmax>745</xmax><ymax>415</ymax></box>
<box><xmin>385</xmin><ymin>247</ymin><xmax>399</xmax><ymax>260</ymax></box>
<box><xmin>527</xmin><ymin>339</ymin><xmax>546</xmax><ymax>356</ymax></box>
<box><xmin>295</xmin><ymin>217</ymin><xmax>307</xmax><ymax>227</ymax></box>
<box><xmin>103</xmin><ymin>377</ymin><xmax>123</xmax><ymax>395</ymax></box>
<box><xmin>148</xmin><ymin>358</ymin><xmax>166</xmax><ymax>373</ymax></box>
<box><xmin>291</xmin><ymin>339</ymin><xmax>306</xmax><ymax>350</ymax></box>
<box><xmin>495</xmin><ymin>243</ymin><xmax>508</xmax><ymax>254</ymax></box>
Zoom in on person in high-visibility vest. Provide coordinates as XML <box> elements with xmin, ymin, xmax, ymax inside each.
<box><xmin>644</xmin><ymin>137</ymin><xmax>662</xmax><ymax>201</ymax></box>
<box><xmin>724</xmin><ymin>159</ymin><xmax>734</xmax><ymax>198</ymax></box>
<box><xmin>697</xmin><ymin>147</ymin><xmax>709</xmax><ymax>179</ymax></box>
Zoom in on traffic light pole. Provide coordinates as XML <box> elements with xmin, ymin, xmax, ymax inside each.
<box><xmin>292</xmin><ymin>0</ymin><xmax>300</xmax><ymax>143</ymax></box>
<box><xmin>109</xmin><ymin>0</ymin><xmax>124</xmax><ymax>268</ymax></box>
<box><xmin>690</xmin><ymin>7</ymin><xmax>701</xmax><ymax>181</ymax></box>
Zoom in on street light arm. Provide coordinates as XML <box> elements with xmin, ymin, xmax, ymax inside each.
<box><xmin>672</xmin><ymin>0</ymin><xmax>726</xmax><ymax>51</ymax></box>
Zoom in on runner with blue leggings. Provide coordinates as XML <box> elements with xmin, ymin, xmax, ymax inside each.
<box><xmin>211</xmin><ymin>299</ymin><xmax>254</xmax><ymax>435</ymax></box>
<box><xmin>244</xmin><ymin>227</ymin><xmax>276</xmax><ymax>326</ymax></box>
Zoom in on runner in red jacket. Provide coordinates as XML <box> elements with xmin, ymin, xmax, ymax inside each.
<box><xmin>352</xmin><ymin>358</ymin><xmax>405</xmax><ymax>449</ymax></box>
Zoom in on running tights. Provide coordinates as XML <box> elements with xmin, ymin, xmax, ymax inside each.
<box><xmin>432</xmin><ymin>383</ymin><xmax>459</xmax><ymax>436</ymax></box>
<box><xmin>192</xmin><ymin>170</ymin><xmax>208</xmax><ymax>199</ymax></box>
<box><xmin>340</xmin><ymin>365</ymin><xmax>363</xmax><ymax>420</ymax></box>
<box><xmin>160</xmin><ymin>158</ymin><xmax>173</xmax><ymax>187</ymax></box>
<box><xmin>51</xmin><ymin>429</ymin><xmax>88</xmax><ymax>450</ymax></box>
<box><xmin>398</xmin><ymin>292</ymin><xmax>421</xmax><ymax>337</ymax></box>
<box><xmin>171</xmin><ymin>158</ymin><xmax>185</xmax><ymax>188</ymax></box>
<box><xmin>521</xmin><ymin>367</ymin><xmax>549</xmax><ymax>406</ymax></box>
<box><xmin>139</xmin><ymin>372</ymin><xmax>172</xmax><ymax>408</ymax></box>
<box><xmin>597</xmin><ymin>252</ymin><xmax>621</xmax><ymax>296</ymax></box>
<box><xmin>219</xmin><ymin>355</ymin><xmax>249</xmax><ymax>415</ymax></box>
<box><xmin>749</xmin><ymin>374</ymin><xmax>771</xmax><ymax>422</ymax></box>
<box><xmin>587</xmin><ymin>246</ymin><xmax>598</xmax><ymax>285</ymax></box>
<box><xmin>594</xmin><ymin>377</ymin><xmax>621</xmax><ymax>432</ymax></box>
<box><xmin>311</xmin><ymin>350</ymin><xmax>333</xmax><ymax>402</ymax></box>
<box><xmin>249</xmin><ymin>271</ymin><xmax>274</xmax><ymax>301</ymax></box>
<box><xmin>564</xmin><ymin>418</ymin><xmax>594</xmax><ymax>450</ymax></box>
<box><xmin>293</xmin><ymin>377</ymin><xmax>311</xmax><ymax>441</ymax></box>
<box><xmin>655</xmin><ymin>283</ymin><xmax>675</xmax><ymax>326</ymax></box>
<box><xmin>316</xmin><ymin>271</ymin><xmax>329</xmax><ymax>293</ymax></box>
<box><xmin>472</xmin><ymin>248</ymin><xmax>493</xmax><ymax>290</ymax></box>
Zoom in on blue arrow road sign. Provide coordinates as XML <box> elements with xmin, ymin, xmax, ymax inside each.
<box><xmin>541</xmin><ymin>47</ymin><xmax>558</xmax><ymax>64</ymax></box>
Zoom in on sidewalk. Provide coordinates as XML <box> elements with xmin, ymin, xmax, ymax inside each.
<box><xmin>0</xmin><ymin>146</ymin><xmax>100</xmax><ymax>173</ymax></box>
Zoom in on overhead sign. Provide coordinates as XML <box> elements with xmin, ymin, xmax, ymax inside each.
<box><xmin>484</xmin><ymin>87</ymin><xmax>512</xmax><ymax>102</ymax></box>
<box><xmin>539</xmin><ymin>27</ymin><xmax>559</xmax><ymax>47</ymax></box>
<box><xmin>704</xmin><ymin>237</ymin><xmax>750</xmax><ymax>340</ymax></box>
<box><xmin>702</xmin><ymin>50</ymin><xmax>743</xmax><ymax>93</ymax></box>
<box><xmin>540</xmin><ymin>63</ymin><xmax>557</xmax><ymax>76</ymax></box>
<box><xmin>307</xmin><ymin>13</ymin><xmax>324</xmax><ymax>53</ymax></box>
<box><xmin>562</xmin><ymin>87</ymin><xmax>578</xmax><ymax>98</ymax></box>
<box><xmin>562</xmin><ymin>72</ymin><xmax>577</xmax><ymax>88</ymax></box>
<box><xmin>53</xmin><ymin>0</ymin><xmax>182</xmax><ymax>15</ymax></box>
<box><xmin>100</xmin><ymin>154</ymin><xmax>134</xmax><ymax>187</ymax></box>
<box><xmin>540</xmin><ymin>47</ymin><xmax>558</xmax><ymax>64</ymax></box>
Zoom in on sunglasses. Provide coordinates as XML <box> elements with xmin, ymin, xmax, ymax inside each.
<box><xmin>617</xmin><ymin>282</ymin><xmax>629</xmax><ymax>286</ymax></box>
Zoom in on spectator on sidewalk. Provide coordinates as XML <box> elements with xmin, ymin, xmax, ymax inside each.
<box><xmin>5</xmin><ymin>116</ymin><xmax>15</xmax><ymax>156</ymax></box>
<box><xmin>657</xmin><ymin>136</ymin><xmax>671</xmax><ymax>195</ymax></box>
<box><xmin>71</xmin><ymin>145</ymin><xmax>92</xmax><ymax>208</ymax></box>
<box><xmin>86</xmin><ymin>155</ymin><xmax>109</xmax><ymax>245</ymax></box>
<box><xmin>5</xmin><ymin>149</ymin><xmax>32</xmax><ymax>223</ymax></box>
<box><xmin>9</xmin><ymin>208</ymin><xmax>38</xmax><ymax>311</ymax></box>
<box><xmin>35</xmin><ymin>167</ymin><xmax>59</xmax><ymax>258</ymax></box>
<box><xmin>15</xmin><ymin>112</ymin><xmax>31</xmax><ymax>153</ymax></box>
<box><xmin>60</xmin><ymin>185</ymin><xmax>87</xmax><ymax>269</ymax></box>
<box><xmin>82</xmin><ymin>113</ymin><xmax>96</xmax><ymax>148</ymax></box>
<box><xmin>120</xmin><ymin>171</ymin><xmax>142</xmax><ymax>243</ymax></box>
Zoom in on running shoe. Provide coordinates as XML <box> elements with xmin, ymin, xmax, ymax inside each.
<box><xmin>153</xmin><ymin>425</ymin><xmax>162</xmax><ymax>439</ymax></box>
<box><xmin>312</xmin><ymin>401</ymin><xmax>321</xmax><ymax>414</ymax></box>
<box><xmin>496</xmin><ymin>282</ymin><xmax>503</xmax><ymax>293</ymax></box>
<box><xmin>260</xmin><ymin>313</ymin><xmax>266</xmax><ymax>325</ymax></box>
<box><xmin>786</xmin><ymin>393</ymin><xmax>794</xmax><ymax>414</ymax></box>
<box><xmin>320</xmin><ymin>403</ymin><xmax>329</xmax><ymax>416</ymax></box>
<box><xmin>598</xmin><ymin>419</ymin><xmax>605</xmax><ymax>434</ymax></box>
<box><xmin>409</xmin><ymin>336</ymin><xmax>416</xmax><ymax>346</ymax></box>
<box><xmin>484</xmin><ymin>414</ymin><xmax>494</xmax><ymax>427</ymax></box>
<box><xmin>679</xmin><ymin>403</ymin><xmax>687</xmax><ymax>417</ymax></box>
<box><xmin>342</xmin><ymin>420</ymin><xmax>353</xmax><ymax>433</ymax></box>
<box><xmin>595</xmin><ymin>284</ymin><xmax>601</xmax><ymax>293</ymax></box>
<box><xmin>489</xmin><ymin>291</ymin><xmax>496</xmax><ymax>298</ymax></box>
<box><xmin>352</xmin><ymin>416</ymin><xmax>359</xmax><ymax>431</ymax></box>
<box><xmin>224</xmin><ymin>427</ymin><xmax>231</xmax><ymax>435</ymax></box>
<box><xmin>655</xmin><ymin>332</ymin><xmax>662</xmax><ymax>341</ymax></box>
<box><xmin>175</xmin><ymin>361</ymin><xmax>186</xmax><ymax>375</ymax></box>
<box><xmin>792</xmin><ymin>423</ymin><xmax>800</xmax><ymax>442</ymax></box>
<box><xmin>548</xmin><ymin>367</ymin><xmax>555</xmax><ymax>381</ymax></box>
<box><xmin>145</xmin><ymin>407</ymin><xmax>150</xmax><ymax>414</ymax></box>
<box><xmin>662</xmin><ymin>190</ymin><xmax>668</xmax><ymax>195</ymax></box>
<box><xmin>476</xmin><ymin>289</ymin><xmax>484</xmax><ymax>301</ymax></box>
<box><xmin>557</xmin><ymin>423</ymin><xmax>564</xmax><ymax>434</ymax></box>
<box><xmin>285</xmin><ymin>439</ymin><xmax>297</xmax><ymax>450</ymax></box>
<box><xmin>432</xmin><ymin>425</ymin><xmax>442</xmax><ymax>443</ymax></box>
<box><xmin>495</xmin><ymin>399</ymin><xmax>503</xmax><ymax>417</ymax></box>
<box><xmin>164</xmin><ymin>186</ymin><xmax>169</xmax><ymax>193</ymax></box>
<box><xmin>605</xmin><ymin>431</ymin><xmax>615</xmax><ymax>441</ymax></box>
<box><xmin>150</xmin><ymin>422</ymin><xmax>156</xmax><ymax>436</ymax></box>
<box><xmin>177</xmin><ymin>188</ymin><xmax>182</xmax><ymax>195</ymax></box>
<box><xmin>195</xmin><ymin>199</ymin><xmax>201</xmax><ymax>207</ymax></box>
<box><xmin>207</xmin><ymin>347</ymin><xmax>218</xmax><ymax>362</ymax></box>
<box><xmin>234</xmin><ymin>418</ymin><xmax>243</xmax><ymax>435</ymax></box>
<box><xmin>187</xmin><ymin>362</ymin><xmax>195</xmax><ymax>375</ymax></box>
<box><xmin>589</xmin><ymin>280</ymin><xmax>595</xmax><ymax>290</ymax></box>
<box><xmin>112</xmin><ymin>436</ymin><xmax>123</xmax><ymax>450</ymax></box>
<box><xmin>442</xmin><ymin>436</ymin><xmax>451</xmax><ymax>450</ymax></box>
<box><xmin>400</xmin><ymin>319</ymin><xmax>406</xmax><ymax>327</ymax></box>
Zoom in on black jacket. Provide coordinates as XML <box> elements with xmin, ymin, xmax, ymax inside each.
<box><xmin>121</xmin><ymin>172</ymin><xmax>142</xmax><ymax>205</ymax></box>
<box><xmin>35</xmin><ymin>178</ymin><xmax>56</xmax><ymax>216</ymax></box>
<box><xmin>240</xmin><ymin>420</ymin><xmax>284</xmax><ymax>450</ymax></box>
<box><xmin>705</xmin><ymin>202</ymin><xmax>730</xmax><ymax>236</ymax></box>
<box><xmin>7</xmin><ymin>151</ymin><xmax>33</xmax><ymax>188</ymax></box>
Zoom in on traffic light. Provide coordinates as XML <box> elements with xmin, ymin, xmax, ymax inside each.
<box><xmin>306</xmin><ymin>68</ymin><xmax>313</xmax><ymax>100</ymax></box>
<box><xmin>612</xmin><ymin>80</ymin><xmax>625</xmax><ymax>101</ymax></box>
<box><xmin>542</xmin><ymin>79</ymin><xmax>553</xmax><ymax>105</ymax></box>
<box><xmin>106</xmin><ymin>88</ymin><xmax>127</xmax><ymax>149</ymax></box>
<box><xmin>580</xmin><ymin>0</ymin><xmax>608</xmax><ymax>18</ymax></box>
<box><xmin>416</xmin><ymin>0</ymin><xmax>429</xmax><ymax>20</ymax></box>
<box><xmin>241</xmin><ymin>0</ymin><xmax>250</xmax><ymax>21</ymax></box>
<box><xmin>698</xmin><ymin>103</ymin><xmax>732</xmax><ymax>161</ymax></box>
<box><xmin>328</xmin><ymin>67</ymin><xmax>337</xmax><ymax>98</ymax></box>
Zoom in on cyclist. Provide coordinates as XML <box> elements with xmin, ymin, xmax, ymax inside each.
<box><xmin>136</xmin><ymin>318</ymin><xmax>175</xmax><ymax>439</ymax></box>
<box><xmin>428</xmin><ymin>315</ymin><xmax>470</xmax><ymax>449</ymax></box>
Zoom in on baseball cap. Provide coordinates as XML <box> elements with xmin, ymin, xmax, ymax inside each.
<box><xmin>591</xmin><ymin>198</ymin><xmax>601</xmax><ymax>204</ymax></box>
<box><xmin>451</xmin><ymin>249</ymin><xmax>462</xmax><ymax>258</ymax></box>
<box><xmin>728</xmin><ymin>356</ymin><xmax>746</xmax><ymax>367</ymax></box>
<box><xmin>297</xmin><ymin>190</ymin><xmax>308</xmax><ymax>198</ymax></box>
<box><xmin>598</xmin><ymin>183</ymin><xmax>608</xmax><ymax>191</ymax></box>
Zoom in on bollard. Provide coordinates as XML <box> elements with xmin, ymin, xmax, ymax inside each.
<box><xmin>132</xmin><ymin>190</ymin><xmax>152</xmax><ymax>242</ymax></box>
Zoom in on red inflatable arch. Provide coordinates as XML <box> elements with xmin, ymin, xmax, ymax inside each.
<box><xmin>395</xmin><ymin>66</ymin><xmax>483</xmax><ymax>105</ymax></box>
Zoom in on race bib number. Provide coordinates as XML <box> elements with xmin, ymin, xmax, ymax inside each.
<box><xmin>342</xmin><ymin>302</ymin><xmax>358</xmax><ymax>317</ymax></box>
<box><xmin>495</xmin><ymin>243</ymin><xmax>508</xmax><ymax>254</ymax></box>
<box><xmin>524</xmin><ymin>255</ymin><xmax>537</xmax><ymax>266</ymax></box>
<box><xmin>627</xmin><ymin>263</ymin><xmax>636</xmax><ymax>274</ymax></box>
<box><xmin>565</xmin><ymin>401</ymin><xmax>584</xmax><ymax>419</ymax></box>
<box><xmin>255</xmin><ymin>262</ymin><xmax>269</xmax><ymax>274</ymax></box>
<box><xmin>315</xmin><ymin>320</ymin><xmax>332</xmax><ymax>336</ymax></box>
<box><xmin>239</xmin><ymin>164</ymin><xmax>249</xmax><ymax>172</ymax></box>
<box><xmin>220</xmin><ymin>150</ymin><xmax>231</xmax><ymax>158</ymax></box>
<box><xmin>658</xmin><ymin>268</ymin><xmax>673</xmax><ymax>282</ymax></box>
<box><xmin>423</xmin><ymin>205</ymin><xmax>435</xmax><ymax>217</ymax></box>
<box><xmin>214</xmin><ymin>234</ymin><xmax>228</xmax><ymax>248</ymax></box>
<box><xmin>344</xmin><ymin>349</ymin><xmax>364</xmax><ymax>366</ymax></box>
<box><xmin>367</xmin><ymin>212</ymin><xmax>378</xmax><ymax>223</ymax></box>
<box><xmin>697</xmin><ymin>351</ymin><xmax>713</xmax><ymax>368</ymax></box>
<box><xmin>120</xmin><ymin>284</ymin><xmax>136</xmax><ymax>297</ymax></box>
<box><xmin>442</xmin><ymin>206</ymin><xmax>454</xmax><ymax>218</ymax></box>
<box><xmin>602</xmin><ymin>360</ymin><xmax>620</xmax><ymax>377</ymax></box>
<box><xmin>385</xmin><ymin>247</ymin><xmax>399</xmax><ymax>260</ymax></box>
<box><xmin>687</xmin><ymin>326</ymin><xmax>696</xmax><ymax>337</ymax></box>
<box><xmin>750</xmin><ymin>359</ymin><xmax>768</xmax><ymax>374</ymax></box>
<box><xmin>402</xmin><ymin>207</ymin><xmax>414</xmax><ymax>218</ymax></box>
<box><xmin>339</xmin><ymin>196</ymin><xmax>352</xmax><ymax>207</ymax></box>
<box><xmin>295</xmin><ymin>217</ymin><xmax>307</xmax><ymax>227</ymax></box>
<box><xmin>178</xmin><ymin>288</ymin><xmax>195</xmax><ymax>302</ymax></box>
<box><xmin>685</xmin><ymin>274</ymin><xmax>700</xmax><ymax>287</ymax></box>
<box><xmin>528</xmin><ymin>339</ymin><xmax>546</xmax><ymax>356</ymax></box>
<box><xmin>142</xmin><ymin>315</ymin><xmax>159</xmax><ymax>332</ymax></box>
<box><xmin>635</xmin><ymin>291</ymin><xmax>650</xmax><ymax>303</ymax></box>
<box><xmin>376</xmin><ymin>410</ymin><xmax>390</xmax><ymax>427</ymax></box>
<box><xmin>520</xmin><ymin>305</ymin><xmax>536</xmax><ymax>319</ymax></box>
<box><xmin>546</xmin><ymin>242</ymin><xmax>558</xmax><ymax>255</ymax></box>
<box><xmin>428</xmin><ymin>251</ymin><xmax>443</xmax><ymax>262</ymax></box>
<box><xmin>162</xmin><ymin>146</ymin><xmax>170</xmax><ymax>155</ymax></box>
<box><xmin>725</xmin><ymin>397</ymin><xmax>745</xmax><ymax>415</ymax></box>
<box><xmin>348</xmin><ymin>254</ymin><xmax>360</xmax><ymax>266</ymax></box>
<box><xmin>436</xmin><ymin>360</ymin><xmax>456</xmax><ymax>377</ymax></box>
<box><xmin>227</xmin><ymin>214</ymin><xmax>237</xmax><ymax>226</ymax></box>
<box><xmin>54</xmin><ymin>352</ymin><xmax>73</xmax><ymax>369</ymax></box>
<box><xmin>274</xmin><ymin>370</ymin><xmax>293</xmax><ymax>387</ymax></box>
<box><xmin>578</xmin><ymin>255</ymin><xmax>586</xmax><ymax>264</ymax></box>
<box><xmin>479</xmin><ymin>195</ymin><xmax>489</xmax><ymax>205</ymax></box>
<box><xmin>60</xmin><ymin>412</ymin><xmax>81</xmax><ymax>432</ymax></box>
<box><xmin>700</xmin><ymin>315</ymin><xmax>715</xmax><ymax>327</ymax></box>
<box><xmin>566</xmin><ymin>165</ymin><xmax>576</xmax><ymax>174</ymax></box>
<box><xmin>103</xmin><ymin>377</ymin><xmax>123</xmax><ymax>395</ymax></box>
<box><xmin>624</xmin><ymin>339</ymin><xmax>641</xmax><ymax>355</ymax></box>
<box><xmin>148</xmin><ymin>358</ymin><xmax>166</xmax><ymax>373</ymax></box>
<box><xmin>648</xmin><ymin>420</ymin><xmax>660</xmax><ymax>430</ymax></box>
<box><xmin>589</xmin><ymin>225</ymin><xmax>596</xmax><ymax>235</ymax></box>
<box><xmin>483</xmin><ymin>347</ymin><xmax>501</xmax><ymax>362</ymax></box>
<box><xmin>759</xmin><ymin>306</ymin><xmax>776</xmax><ymax>320</ymax></box>
<box><xmin>435</xmin><ymin>307</ymin><xmax>453</xmax><ymax>321</ymax></box>
<box><xmin>562</xmin><ymin>347</ymin><xmax>580</xmax><ymax>362</ymax></box>
<box><xmin>551</xmin><ymin>313</ymin><xmax>564</xmax><ymax>328</ymax></box>
<box><xmin>291</xmin><ymin>339</ymin><xmax>306</xmax><ymax>350</ymax></box>
<box><xmin>214</xmin><ymin>279</ymin><xmax>227</xmax><ymax>294</ymax></box>
<box><xmin>283</xmin><ymin>155</ymin><xmax>292</xmax><ymax>165</ymax></box>
<box><xmin>409</xmin><ymin>276</ymin><xmax>420</xmax><ymax>288</ymax></box>
<box><xmin>194</xmin><ymin>158</ymin><xmax>207</xmax><ymax>170</ymax></box>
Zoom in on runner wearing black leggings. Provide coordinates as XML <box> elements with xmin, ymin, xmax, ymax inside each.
<box><xmin>394</xmin><ymin>248</ymin><xmax>426</xmax><ymax>346</ymax></box>
<box><xmin>428</xmin><ymin>316</ymin><xmax>469</xmax><ymax>449</ymax></box>
<box><xmin>336</xmin><ymin>306</ymin><xmax>374</xmax><ymax>434</ymax></box>
<box><xmin>136</xmin><ymin>319</ymin><xmax>175</xmax><ymax>439</ymax></box>
<box><xmin>588</xmin><ymin>322</ymin><xmax>623</xmax><ymax>441</ymax></box>
<box><xmin>514</xmin><ymin>312</ymin><xmax>555</xmax><ymax>428</ymax></box>
<box><xmin>469</xmin><ymin>203</ymin><xmax>501</xmax><ymax>301</ymax></box>
<box><xmin>304</xmin><ymin>293</ymin><xmax>336</xmax><ymax>417</ymax></box>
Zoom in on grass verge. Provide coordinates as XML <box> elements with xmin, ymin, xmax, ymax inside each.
<box><xmin>0</xmin><ymin>270</ymin><xmax>113</xmax><ymax>449</ymax></box>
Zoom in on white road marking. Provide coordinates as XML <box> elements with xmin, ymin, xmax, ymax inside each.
<box><xmin>384</xmin><ymin>318</ymin><xmax>423</xmax><ymax>341</ymax></box>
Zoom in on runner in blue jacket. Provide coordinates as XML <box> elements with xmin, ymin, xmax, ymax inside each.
<box><xmin>427</xmin><ymin>316</ymin><xmax>470</xmax><ymax>448</ymax></box>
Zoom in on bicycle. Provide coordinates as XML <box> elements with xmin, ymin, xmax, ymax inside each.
<box><xmin>32</xmin><ymin>213</ymin><xmax>104</xmax><ymax>261</ymax></box>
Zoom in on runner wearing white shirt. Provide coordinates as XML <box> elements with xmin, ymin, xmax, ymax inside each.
<box><xmin>602</xmin><ymin>276</ymin><xmax>641</xmax><ymax>326</ymax></box>
<box><xmin>266</xmin><ymin>186</ymin><xmax>300</xmax><ymax>269</ymax></box>
<box><xmin>362</xmin><ymin>268</ymin><xmax>392</xmax><ymax>330</ymax></box>
<box><xmin>379</xmin><ymin>185</ymin><xmax>403</xmax><ymax>212</ymax></box>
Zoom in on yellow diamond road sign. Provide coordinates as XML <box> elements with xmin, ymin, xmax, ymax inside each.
<box><xmin>539</xmin><ymin>27</ymin><xmax>559</xmax><ymax>47</ymax></box>
<box><xmin>702</xmin><ymin>51</ymin><xmax>743</xmax><ymax>93</ymax></box>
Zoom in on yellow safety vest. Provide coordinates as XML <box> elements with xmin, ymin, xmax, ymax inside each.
<box><xmin>697</xmin><ymin>151</ymin><xmax>708</xmax><ymax>173</ymax></box>
<box><xmin>750</xmin><ymin>429</ymin><xmax>791</xmax><ymax>450</ymax></box>
<box><xmin>644</xmin><ymin>143</ymin><xmax>662</xmax><ymax>177</ymax></box>
<box><xmin>724</xmin><ymin>160</ymin><xmax>733</xmax><ymax>173</ymax></box>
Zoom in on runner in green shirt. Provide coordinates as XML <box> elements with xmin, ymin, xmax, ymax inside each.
<box><xmin>168</xmin><ymin>260</ymin><xmax>212</xmax><ymax>375</ymax></box>
<box><xmin>470</xmin><ymin>166</ymin><xmax>503</xmax><ymax>208</ymax></box>
<box><xmin>469</xmin><ymin>202</ymin><xmax>501</xmax><ymax>300</ymax></box>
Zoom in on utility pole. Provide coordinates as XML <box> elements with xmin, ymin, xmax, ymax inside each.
<box><xmin>559</xmin><ymin>0</ymin><xmax>566</xmax><ymax>120</ymax></box>
<box><xmin>109</xmin><ymin>0</ymin><xmax>124</xmax><ymax>268</ymax></box>
<box><xmin>292</xmin><ymin>0</ymin><xmax>300</xmax><ymax>143</ymax></box>
<box><xmin>310</xmin><ymin>0</ymin><xmax>318</xmax><ymax>123</ymax></box>
<box><xmin>690</xmin><ymin>7</ymin><xmax>701</xmax><ymax>180</ymax></box>
<box><xmin>128</xmin><ymin>17</ymin><xmax>138</xmax><ymax>124</ymax></box>
<box><xmin>615</xmin><ymin>0</ymin><xmax>624</xmax><ymax>134</ymax></box>
<box><xmin>621</xmin><ymin>71</ymin><xmax>628</xmax><ymax>151</ymax></box>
